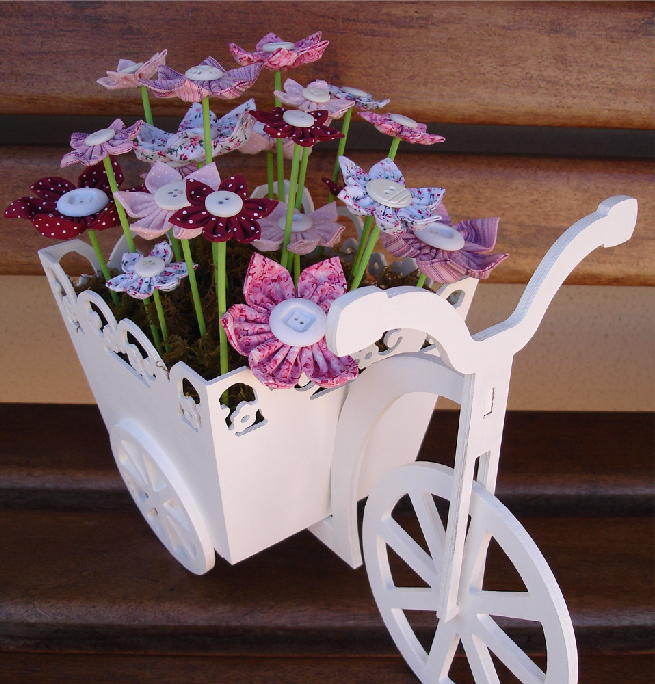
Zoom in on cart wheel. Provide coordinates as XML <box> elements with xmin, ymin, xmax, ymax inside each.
<box><xmin>110</xmin><ymin>421</ymin><xmax>215</xmax><ymax>575</ymax></box>
<box><xmin>363</xmin><ymin>462</ymin><xmax>577</xmax><ymax>684</ymax></box>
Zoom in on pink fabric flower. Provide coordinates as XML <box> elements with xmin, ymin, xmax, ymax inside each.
<box><xmin>382</xmin><ymin>216</ymin><xmax>509</xmax><ymax>283</ymax></box>
<box><xmin>141</xmin><ymin>57</ymin><xmax>262</xmax><ymax>103</ymax></box>
<box><xmin>274</xmin><ymin>79</ymin><xmax>354</xmax><ymax>119</ymax></box>
<box><xmin>250</xmin><ymin>108</ymin><xmax>343</xmax><ymax>147</ymax></box>
<box><xmin>135</xmin><ymin>100</ymin><xmax>255</xmax><ymax>167</ymax></box>
<box><xmin>358</xmin><ymin>111</ymin><xmax>445</xmax><ymax>145</ymax></box>
<box><xmin>4</xmin><ymin>159</ymin><xmax>123</xmax><ymax>240</ymax></box>
<box><xmin>230</xmin><ymin>32</ymin><xmax>329</xmax><ymax>72</ymax></box>
<box><xmin>221</xmin><ymin>253</ymin><xmax>358</xmax><ymax>389</ymax></box>
<box><xmin>115</xmin><ymin>161</ymin><xmax>222</xmax><ymax>240</ymax></box>
<box><xmin>60</xmin><ymin>119</ymin><xmax>142</xmax><ymax>167</ymax></box>
<box><xmin>252</xmin><ymin>202</ymin><xmax>345</xmax><ymax>255</ymax></box>
<box><xmin>107</xmin><ymin>242</ymin><xmax>191</xmax><ymax>299</ymax></box>
<box><xmin>338</xmin><ymin>156</ymin><xmax>445</xmax><ymax>234</ymax></box>
<box><xmin>97</xmin><ymin>50</ymin><xmax>167</xmax><ymax>89</ymax></box>
<box><xmin>328</xmin><ymin>84</ymin><xmax>390</xmax><ymax>111</ymax></box>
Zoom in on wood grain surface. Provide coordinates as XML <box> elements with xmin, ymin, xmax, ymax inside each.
<box><xmin>0</xmin><ymin>2</ymin><xmax>652</xmax><ymax>128</ymax></box>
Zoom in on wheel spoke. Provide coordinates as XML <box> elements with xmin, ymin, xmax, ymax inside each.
<box><xmin>142</xmin><ymin>453</ymin><xmax>166</xmax><ymax>492</ymax></box>
<box><xmin>380</xmin><ymin>517</ymin><xmax>439</xmax><ymax>587</ymax></box>
<box><xmin>164</xmin><ymin>511</ymin><xmax>196</xmax><ymax>560</ymax></box>
<box><xmin>386</xmin><ymin>586</ymin><xmax>440</xmax><ymax>611</ymax></box>
<box><xmin>460</xmin><ymin>631</ymin><xmax>501</xmax><ymax>684</ymax></box>
<box><xmin>120</xmin><ymin>453</ymin><xmax>149</xmax><ymax>491</ymax></box>
<box><xmin>469</xmin><ymin>590</ymin><xmax>540</xmax><ymax>622</ymax></box>
<box><xmin>459</xmin><ymin>512</ymin><xmax>492</xmax><ymax>594</ymax></box>
<box><xmin>163</xmin><ymin>497</ymin><xmax>193</xmax><ymax>532</ymax></box>
<box><xmin>409</xmin><ymin>490</ymin><xmax>445</xmax><ymax>563</ymax></box>
<box><xmin>425</xmin><ymin>618</ymin><xmax>459</xmax><ymax>681</ymax></box>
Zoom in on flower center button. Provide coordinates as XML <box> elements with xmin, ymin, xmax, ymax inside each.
<box><xmin>269</xmin><ymin>298</ymin><xmax>327</xmax><ymax>347</ymax></box>
<box><xmin>154</xmin><ymin>181</ymin><xmax>191</xmax><ymax>211</ymax></box>
<box><xmin>282</xmin><ymin>110</ymin><xmax>315</xmax><ymax>128</ymax></box>
<box><xmin>205</xmin><ymin>191</ymin><xmax>244</xmax><ymax>217</ymax></box>
<box><xmin>341</xmin><ymin>86</ymin><xmax>370</xmax><ymax>98</ymax></box>
<box><xmin>185</xmin><ymin>65</ymin><xmax>224</xmax><ymax>81</ymax></box>
<box><xmin>415</xmin><ymin>222</ymin><xmax>465</xmax><ymax>251</ymax></box>
<box><xmin>302</xmin><ymin>86</ymin><xmax>330</xmax><ymax>103</ymax></box>
<box><xmin>390</xmin><ymin>113</ymin><xmax>419</xmax><ymax>129</ymax></box>
<box><xmin>366</xmin><ymin>179</ymin><xmax>412</xmax><ymax>208</ymax></box>
<box><xmin>278</xmin><ymin>213</ymin><xmax>313</xmax><ymax>232</ymax></box>
<box><xmin>56</xmin><ymin>188</ymin><xmax>109</xmax><ymax>217</ymax></box>
<box><xmin>261</xmin><ymin>41</ymin><xmax>295</xmax><ymax>53</ymax></box>
<box><xmin>134</xmin><ymin>256</ymin><xmax>166</xmax><ymax>278</ymax></box>
<box><xmin>85</xmin><ymin>128</ymin><xmax>116</xmax><ymax>146</ymax></box>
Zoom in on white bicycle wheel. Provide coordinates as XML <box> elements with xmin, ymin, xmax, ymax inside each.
<box><xmin>363</xmin><ymin>462</ymin><xmax>577</xmax><ymax>684</ymax></box>
<box><xmin>110</xmin><ymin>421</ymin><xmax>215</xmax><ymax>575</ymax></box>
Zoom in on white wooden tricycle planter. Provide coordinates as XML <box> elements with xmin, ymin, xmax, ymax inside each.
<box><xmin>39</xmin><ymin>196</ymin><xmax>637</xmax><ymax>684</ymax></box>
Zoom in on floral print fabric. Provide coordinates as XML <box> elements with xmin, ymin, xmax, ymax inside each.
<box><xmin>230</xmin><ymin>32</ymin><xmax>329</xmax><ymax>71</ymax></box>
<box><xmin>328</xmin><ymin>84</ymin><xmax>390</xmax><ymax>111</ymax></box>
<box><xmin>97</xmin><ymin>50</ymin><xmax>167</xmax><ymax>89</ymax></box>
<box><xmin>60</xmin><ymin>119</ymin><xmax>142</xmax><ymax>167</ymax></box>
<box><xmin>274</xmin><ymin>79</ymin><xmax>354</xmax><ymax>119</ymax></box>
<box><xmin>358</xmin><ymin>111</ymin><xmax>445</xmax><ymax>145</ymax></box>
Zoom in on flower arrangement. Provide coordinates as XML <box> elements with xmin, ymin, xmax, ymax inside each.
<box><xmin>7</xmin><ymin>31</ymin><xmax>509</xmax><ymax>391</ymax></box>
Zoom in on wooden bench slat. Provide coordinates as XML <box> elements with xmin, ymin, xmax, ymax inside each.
<box><xmin>0</xmin><ymin>1</ymin><xmax>652</xmax><ymax>128</ymax></box>
<box><xmin>0</xmin><ymin>147</ymin><xmax>651</xmax><ymax>284</ymax></box>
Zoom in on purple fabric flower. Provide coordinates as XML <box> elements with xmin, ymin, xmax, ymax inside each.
<box><xmin>97</xmin><ymin>50</ymin><xmax>167</xmax><ymax>89</ymax></box>
<box><xmin>382</xmin><ymin>217</ymin><xmax>509</xmax><ymax>283</ymax></box>
<box><xmin>337</xmin><ymin>156</ymin><xmax>445</xmax><ymax>234</ymax></box>
<box><xmin>141</xmin><ymin>57</ymin><xmax>262</xmax><ymax>103</ymax></box>
<box><xmin>358</xmin><ymin>111</ymin><xmax>445</xmax><ymax>145</ymax></box>
<box><xmin>60</xmin><ymin>119</ymin><xmax>142</xmax><ymax>167</ymax></box>
<box><xmin>328</xmin><ymin>84</ymin><xmax>390</xmax><ymax>111</ymax></box>
<box><xmin>274</xmin><ymin>79</ymin><xmax>354</xmax><ymax>119</ymax></box>
<box><xmin>221</xmin><ymin>253</ymin><xmax>358</xmax><ymax>389</ymax></box>
<box><xmin>230</xmin><ymin>32</ymin><xmax>329</xmax><ymax>71</ymax></box>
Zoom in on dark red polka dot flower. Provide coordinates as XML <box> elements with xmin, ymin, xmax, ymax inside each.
<box><xmin>249</xmin><ymin>108</ymin><xmax>344</xmax><ymax>147</ymax></box>
<box><xmin>169</xmin><ymin>175</ymin><xmax>278</xmax><ymax>243</ymax></box>
<box><xmin>4</xmin><ymin>158</ymin><xmax>124</xmax><ymax>240</ymax></box>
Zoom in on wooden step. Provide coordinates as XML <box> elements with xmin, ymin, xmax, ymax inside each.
<box><xmin>1</xmin><ymin>405</ymin><xmax>651</xmax><ymax>516</ymax></box>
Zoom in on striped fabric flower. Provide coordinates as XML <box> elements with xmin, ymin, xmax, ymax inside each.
<box><xmin>250</xmin><ymin>108</ymin><xmax>343</xmax><ymax>147</ymax></box>
<box><xmin>97</xmin><ymin>50</ymin><xmax>167</xmax><ymax>89</ymax></box>
<box><xmin>230</xmin><ymin>32</ymin><xmax>329</xmax><ymax>71</ymax></box>
<box><xmin>327</xmin><ymin>84</ymin><xmax>390</xmax><ymax>111</ymax></box>
<box><xmin>358</xmin><ymin>111</ymin><xmax>445</xmax><ymax>145</ymax></box>
<box><xmin>60</xmin><ymin>119</ymin><xmax>142</xmax><ymax>167</ymax></box>
<box><xmin>274</xmin><ymin>79</ymin><xmax>354</xmax><ymax>119</ymax></box>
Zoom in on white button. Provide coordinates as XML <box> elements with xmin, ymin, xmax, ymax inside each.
<box><xmin>154</xmin><ymin>181</ymin><xmax>191</xmax><ymax>211</ymax></box>
<box><xmin>341</xmin><ymin>86</ymin><xmax>370</xmax><ymax>98</ymax></box>
<box><xmin>278</xmin><ymin>213</ymin><xmax>313</xmax><ymax>233</ymax></box>
<box><xmin>415</xmin><ymin>222</ymin><xmax>465</xmax><ymax>251</ymax></box>
<box><xmin>205</xmin><ymin>191</ymin><xmax>244</xmax><ymax>217</ymax></box>
<box><xmin>302</xmin><ymin>86</ymin><xmax>330</xmax><ymax>103</ymax></box>
<box><xmin>85</xmin><ymin>128</ymin><xmax>116</xmax><ymax>146</ymax></box>
<box><xmin>119</xmin><ymin>62</ymin><xmax>144</xmax><ymax>74</ymax></box>
<box><xmin>185</xmin><ymin>65</ymin><xmax>224</xmax><ymax>81</ymax></box>
<box><xmin>366</xmin><ymin>178</ymin><xmax>412</xmax><ymax>208</ymax></box>
<box><xmin>269</xmin><ymin>298</ymin><xmax>327</xmax><ymax>347</ymax></box>
<box><xmin>261</xmin><ymin>41</ymin><xmax>295</xmax><ymax>53</ymax></box>
<box><xmin>390</xmin><ymin>113</ymin><xmax>419</xmax><ymax>128</ymax></box>
<box><xmin>56</xmin><ymin>188</ymin><xmax>109</xmax><ymax>217</ymax></box>
<box><xmin>133</xmin><ymin>256</ymin><xmax>166</xmax><ymax>278</ymax></box>
<box><xmin>282</xmin><ymin>110</ymin><xmax>315</xmax><ymax>127</ymax></box>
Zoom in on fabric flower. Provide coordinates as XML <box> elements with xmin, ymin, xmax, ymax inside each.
<box><xmin>358</xmin><ymin>111</ymin><xmax>445</xmax><ymax>145</ymax></box>
<box><xmin>237</xmin><ymin>120</ymin><xmax>296</xmax><ymax>159</ymax></box>
<box><xmin>115</xmin><ymin>161</ymin><xmax>222</xmax><ymax>241</ymax></box>
<box><xmin>107</xmin><ymin>242</ymin><xmax>190</xmax><ymax>299</ymax></box>
<box><xmin>337</xmin><ymin>156</ymin><xmax>445</xmax><ymax>234</ymax></box>
<box><xmin>60</xmin><ymin>119</ymin><xmax>142</xmax><ymax>167</ymax></box>
<box><xmin>328</xmin><ymin>84</ymin><xmax>390</xmax><ymax>111</ymax></box>
<box><xmin>97</xmin><ymin>50</ymin><xmax>167</xmax><ymax>89</ymax></box>
<box><xmin>135</xmin><ymin>100</ymin><xmax>255</xmax><ymax>167</ymax></box>
<box><xmin>274</xmin><ymin>79</ymin><xmax>354</xmax><ymax>119</ymax></box>
<box><xmin>322</xmin><ymin>177</ymin><xmax>343</xmax><ymax>196</ymax></box>
<box><xmin>250</xmin><ymin>108</ymin><xmax>343</xmax><ymax>147</ymax></box>
<box><xmin>382</xmin><ymin>216</ymin><xmax>509</xmax><ymax>283</ymax></box>
<box><xmin>252</xmin><ymin>202</ymin><xmax>345</xmax><ymax>255</ymax></box>
<box><xmin>221</xmin><ymin>253</ymin><xmax>358</xmax><ymax>389</ymax></box>
<box><xmin>230</xmin><ymin>32</ymin><xmax>329</xmax><ymax>71</ymax></box>
<box><xmin>169</xmin><ymin>175</ymin><xmax>277</xmax><ymax>243</ymax></box>
<box><xmin>140</xmin><ymin>57</ymin><xmax>262</xmax><ymax>103</ymax></box>
<box><xmin>4</xmin><ymin>159</ymin><xmax>123</xmax><ymax>240</ymax></box>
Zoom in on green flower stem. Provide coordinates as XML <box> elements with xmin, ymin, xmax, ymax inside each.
<box><xmin>294</xmin><ymin>146</ymin><xmax>311</xmax><ymax>210</ymax></box>
<box><xmin>274</xmin><ymin>71</ymin><xmax>285</xmax><ymax>201</ymax></box>
<box><xmin>140</xmin><ymin>86</ymin><xmax>153</xmax><ymax>125</ymax></box>
<box><xmin>102</xmin><ymin>156</ymin><xmax>135</xmax><ymax>253</ymax></box>
<box><xmin>212</xmin><ymin>241</ymin><xmax>229</xmax><ymax>378</ymax></box>
<box><xmin>152</xmin><ymin>289</ymin><xmax>169</xmax><ymax>352</ymax></box>
<box><xmin>350</xmin><ymin>225</ymin><xmax>380</xmax><ymax>291</ymax></box>
<box><xmin>87</xmin><ymin>229</ymin><xmax>119</xmax><ymax>306</ymax></box>
<box><xmin>144</xmin><ymin>298</ymin><xmax>162</xmax><ymax>349</ymax></box>
<box><xmin>280</xmin><ymin>144</ymin><xmax>302</xmax><ymax>270</ymax></box>
<box><xmin>181</xmin><ymin>238</ymin><xmax>207</xmax><ymax>337</ymax></box>
<box><xmin>328</xmin><ymin>106</ymin><xmax>353</xmax><ymax>202</ymax></box>
<box><xmin>266</xmin><ymin>151</ymin><xmax>275</xmax><ymax>199</ymax></box>
<box><xmin>416</xmin><ymin>273</ymin><xmax>427</xmax><ymax>289</ymax></box>
<box><xmin>351</xmin><ymin>215</ymin><xmax>374</xmax><ymax>279</ymax></box>
<box><xmin>293</xmin><ymin>253</ymin><xmax>301</xmax><ymax>285</ymax></box>
<box><xmin>202</xmin><ymin>96</ymin><xmax>213</xmax><ymax>166</ymax></box>
<box><xmin>388</xmin><ymin>136</ymin><xmax>401</xmax><ymax>161</ymax></box>
<box><xmin>169</xmin><ymin>231</ymin><xmax>182</xmax><ymax>262</ymax></box>
<box><xmin>274</xmin><ymin>70</ymin><xmax>282</xmax><ymax>108</ymax></box>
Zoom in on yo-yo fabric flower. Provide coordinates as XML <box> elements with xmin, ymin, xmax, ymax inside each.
<box><xmin>107</xmin><ymin>242</ymin><xmax>191</xmax><ymax>299</ymax></box>
<box><xmin>337</xmin><ymin>156</ymin><xmax>445</xmax><ymax>235</ymax></box>
<box><xmin>115</xmin><ymin>161</ymin><xmax>222</xmax><ymax>240</ymax></box>
<box><xmin>358</xmin><ymin>111</ymin><xmax>445</xmax><ymax>145</ymax></box>
<box><xmin>221</xmin><ymin>253</ymin><xmax>358</xmax><ymax>389</ymax></box>
<box><xmin>169</xmin><ymin>175</ymin><xmax>278</xmax><ymax>243</ymax></box>
<box><xmin>250</xmin><ymin>108</ymin><xmax>343</xmax><ymax>147</ymax></box>
<box><xmin>141</xmin><ymin>57</ymin><xmax>262</xmax><ymax>103</ymax></box>
<box><xmin>4</xmin><ymin>159</ymin><xmax>123</xmax><ymax>240</ymax></box>
<box><xmin>230</xmin><ymin>32</ymin><xmax>329</xmax><ymax>71</ymax></box>
<box><xmin>135</xmin><ymin>100</ymin><xmax>255</xmax><ymax>167</ymax></box>
<box><xmin>328</xmin><ymin>84</ymin><xmax>390</xmax><ymax>111</ymax></box>
<box><xmin>252</xmin><ymin>201</ymin><xmax>345</xmax><ymax>255</ymax></box>
<box><xmin>382</xmin><ymin>217</ymin><xmax>509</xmax><ymax>283</ymax></box>
<box><xmin>97</xmin><ymin>50</ymin><xmax>167</xmax><ymax>89</ymax></box>
<box><xmin>60</xmin><ymin>119</ymin><xmax>143</xmax><ymax>167</ymax></box>
<box><xmin>274</xmin><ymin>79</ymin><xmax>354</xmax><ymax>119</ymax></box>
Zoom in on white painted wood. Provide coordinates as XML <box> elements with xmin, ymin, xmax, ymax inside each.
<box><xmin>251</xmin><ymin>180</ymin><xmax>314</xmax><ymax>213</ymax></box>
